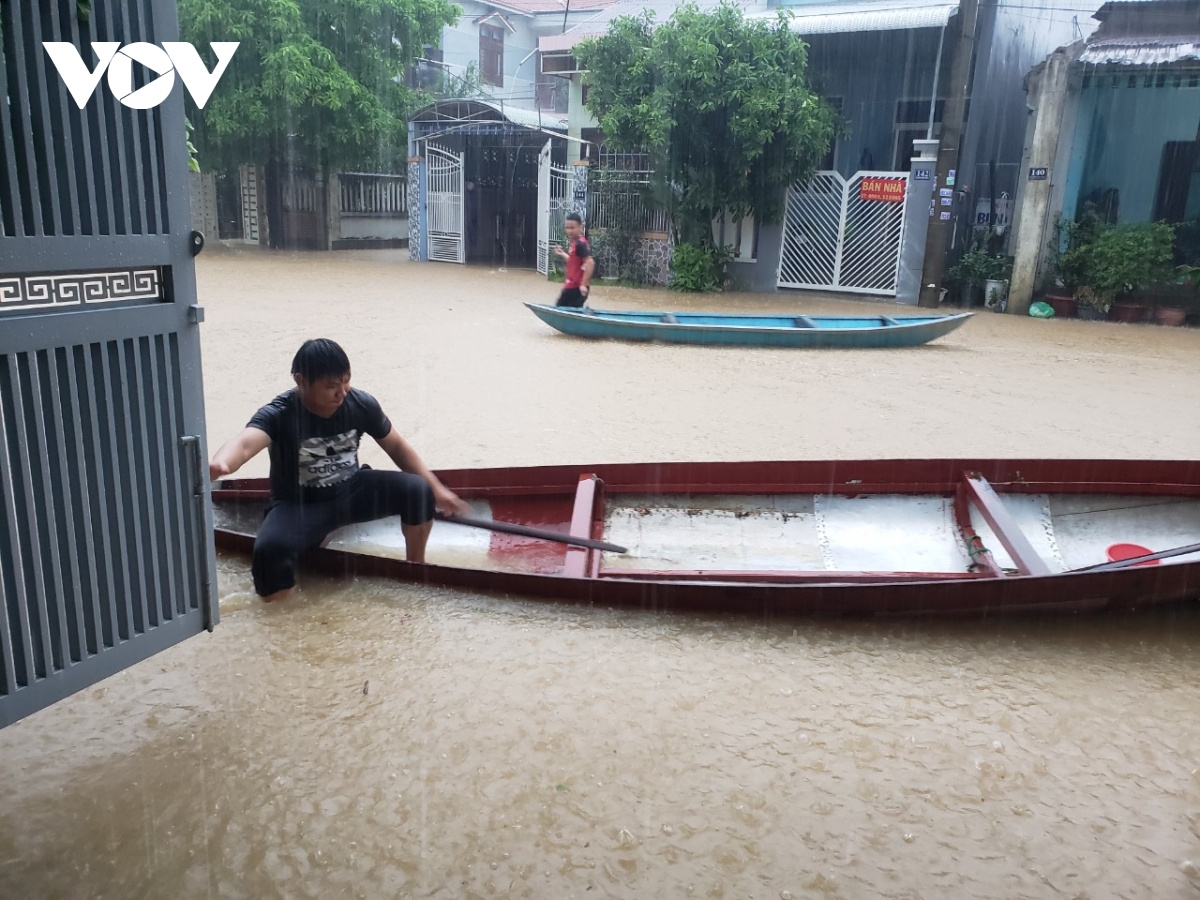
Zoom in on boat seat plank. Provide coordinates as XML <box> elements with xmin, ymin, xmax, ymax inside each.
<box><xmin>954</xmin><ymin>483</ymin><xmax>1007</xmax><ymax>577</ymax></box>
<box><xmin>881</xmin><ymin>316</ymin><xmax>901</xmax><ymax>327</ymax></box>
<box><xmin>793</xmin><ymin>316</ymin><xmax>818</xmax><ymax>328</ymax></box>
<box><xmin>564</xmin><ymin>474</ymin><xmax>603</xmax><ymax>578</ymax></box>
<box><xmin>962</xmin><ymin>473</ymin><xmax>1052</xmax><ymax>576</ymax></box>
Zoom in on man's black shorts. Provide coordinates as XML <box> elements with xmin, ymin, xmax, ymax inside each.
<box><xmin>556</xmin><ymin>287</ymin><xmax>586</xmax><ymax>308</ymax></box>
<box><xmin>251</xmin><ymin>469</ymin><xmax>434</xmax><ymax>596</ymax></box>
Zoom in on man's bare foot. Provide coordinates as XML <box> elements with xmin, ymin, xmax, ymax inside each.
<box><xmin>261</xmin><ymin>587</ymin><xmax>295</xmax><ymax>603</ymax></box>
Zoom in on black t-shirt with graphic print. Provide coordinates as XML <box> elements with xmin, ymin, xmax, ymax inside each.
<box><xmin>247</xmin><ymin>388</ymin><xmax>393</xmax><ymax>503</ymax></box>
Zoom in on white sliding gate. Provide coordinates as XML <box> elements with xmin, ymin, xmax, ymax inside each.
<box><xmin>536</xmin><ymin>140</ymin><xmax>573</xmax><ymax>275</ymax></box>
<box><xmin>426</xmin><ymin>144</ymin><xmax>464</xmax><ymax>263</ymax></box>
<box><xmin>778</xmin><ymin>170</ymin><xmax>909</xmax><ymax>296</ymax></box>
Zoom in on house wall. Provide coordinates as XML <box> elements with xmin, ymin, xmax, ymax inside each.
<box><xmin>958</xmin><ymin>0</ymin><xmax>1101</xmax><ymax>231</ymax></box>
<box><xmin>441</xmin><ymin>4</ymin><xmax>605</xmax><ymax>110</ymax></box>
<box><xmin>441</xmin><ymin>4</ymin><xmax>542</xmax><ymax>106</ymax></box>
<box><xmin>1064</xmin><ymin>77</ymin><xmax>1200</xmax><ymax>224</ymax></box>
<box><xmin>805</xmin><ymin>28</ymin><xmax>947</xmax><ymax>177</ymax></box>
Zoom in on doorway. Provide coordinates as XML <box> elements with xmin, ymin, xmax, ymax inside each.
<box><xmin>464</xmin><ymin>138</ymin><xmax>541</xmax><ymax>268</ymax></box>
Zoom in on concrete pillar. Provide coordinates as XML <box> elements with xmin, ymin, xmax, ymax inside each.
<box><xmin>324</xmin><ymin>172</ymin><xmax>340</xmax><ymax>250</ymax></box>
<box><xmin>1008</xmin><ymin>46</ymin><xmax>1078</xmax><ymax>315</ymax></box>
<box><xmin>571</xmin><ymin>159</ymin><xmax>589</xmax><ymax>220</ymax></box>
<box><xmin>896</xmin><ymin>140</ymin><xmax>940</xmax><ymax>306</ymax></box>
<box><xmin>407</xmin><ymin>157</ymin><xmax>423</xmax><ymax>261</ymax></box>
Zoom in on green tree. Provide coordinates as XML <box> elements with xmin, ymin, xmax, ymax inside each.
<box><xmin>575</xmin><ymin>3</ymin><xmax>837</xmax><ymax>250</ymax></box>
<box><xmin>180</xmin><ymin>0</ymin><xmax>458</xmax><ymax>174</ymax></box>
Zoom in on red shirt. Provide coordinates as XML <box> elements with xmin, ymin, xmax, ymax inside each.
<box><xmin>564</xmin><ymin>236</ymin><xmax>591</xmax><ymax>289</ymax></box>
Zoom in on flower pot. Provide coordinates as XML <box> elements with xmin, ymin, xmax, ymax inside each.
<box><xmin>1044</xmin><ymin>293</ymin><xmax>1078</xmax><ymax>318</ymax></box>
<box><xmin>984</xmin><ymin>279</ymin><xmax>1007</xmax><ymax>311</ymax></box>
<box><xmin>1108</xmin><ymin>302</ymin><xmax>1147</xmax><ymax>324</ymax></box>
<box><xmin>1077</xmin><ymin>305</ymin><xmax>1105</xmax><ymax>321</ymax></box>
<box><xmin>1154</xmin><ymin>306</ymin><xmax>1188</xmax><ymax>327</ymax></box>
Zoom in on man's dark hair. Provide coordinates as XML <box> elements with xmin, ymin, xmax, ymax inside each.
<box><xmin>292</xmin><ymin>338</ymin><xmax>350</xmax><ymax>382</ymax></box>
<box><xmin>565</xmin><ymin>212</ymin><xmax>583</xmax><ymax>225</ymax></box>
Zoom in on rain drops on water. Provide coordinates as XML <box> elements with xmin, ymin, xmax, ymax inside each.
<box><xmin>903</xmin><ymin>832</ymin><xmax>916</xmax><ymax>843</ymax></box>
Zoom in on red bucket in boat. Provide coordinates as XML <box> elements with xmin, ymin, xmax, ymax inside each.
<box><xmin>1105</xmin><ymin>543</ymin><xmax>1159</xmax><ymax>567</ymax></box>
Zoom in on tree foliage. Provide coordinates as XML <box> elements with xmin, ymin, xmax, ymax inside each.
<box><xmin>179</xmin><ymin>0</ymin><xmax>459</xmax><ymax>172</ymax></box>
<box><xmin>576</xmin><ymin>3</ymin><xmax>837</xmax><ymax>245</ymax></box>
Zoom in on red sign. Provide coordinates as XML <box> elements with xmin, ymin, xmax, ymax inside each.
<box><xmin>860</xmin><ymin>178</ymin><xmax>906</xmax><ymax>203</ymax></box>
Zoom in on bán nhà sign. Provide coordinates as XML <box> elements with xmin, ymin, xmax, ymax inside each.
<box><xmin>860</xmin><ymin>177</ymin><xmax>905</xmax><ymax>203</ymax></box>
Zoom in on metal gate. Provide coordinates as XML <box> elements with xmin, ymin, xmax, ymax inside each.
<box><xmin>536</xmin><ymin>140</ymin><xmax>571</xmax><ymax>275</ymax></box>
<box><xmin>425</xmin><ymin>144</ymin><xmax>464</xmax><ymax>263</ymax></box>
<box><xmin>0</xmin><ymin>1</ymin><xmax>217</xmax><ymax>728</ymax></box>
<box><xmin>778</xmin><ymin>171</ymin><xmax>909</xmax><ymax>295</ymax></box>
<box><xmin>239</xmin><ymin>163</ymin><xmax>260</xmax><ymax>243</ymax></box>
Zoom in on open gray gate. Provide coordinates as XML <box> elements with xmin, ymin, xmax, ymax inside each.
<box><xmin>0</xmin><ymin>0</ymin><xmax>217</xmax><ymax>728</ymax></box>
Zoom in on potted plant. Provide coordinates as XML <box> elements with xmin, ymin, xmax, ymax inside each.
<box><xmin>1046</xmin><ymin>212</ymin><xmax>1099</xmax><ymax>318</ymax></box>
<box><xmin>947</xmin><ymin>244</ymin><xmax>1009</xmax><ymax>308</ymax></box>
<box><xmin>1050</xmin><ymin>213</ymin><xmax>1175</xmax><ymax>322</ymax></box>
<box><xmin>1150</xmin><ymin>264</ymin><xmax>1198</xmax><ymax>326</ymax></box>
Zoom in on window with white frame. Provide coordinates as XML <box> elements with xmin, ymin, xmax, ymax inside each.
<box><xmin>713</xmin><ymin>209</ymin><xmax>758</xmax><ymax>262</ymax></box>
<box><xmin>480</xmin><ymin>25</ymin><xmax>504</xmax><ymax>87</ymax></box>
<box><xmin>820</xmin><ymin>96</ymin><xmax>843</xmax><ymax>171</ymax></box>
<box><xmin>892</xmin><ymin>98</ymin><xmax>945</xmax><ymax>171</ymax></box>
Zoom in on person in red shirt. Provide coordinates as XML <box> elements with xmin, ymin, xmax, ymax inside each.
<box><xmin>553</xmin><ymin>213</ymin><xmax>595</xmax><ymax>308</ymax></box>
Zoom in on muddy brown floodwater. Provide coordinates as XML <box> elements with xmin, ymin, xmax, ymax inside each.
<box><xmin>3</xmin><ymin>247</ymin><xmax>1200</xmax><ymax>900</ymax></box>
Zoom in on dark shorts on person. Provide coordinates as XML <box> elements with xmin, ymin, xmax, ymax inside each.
<box><xmin>251</xmin><ymin>469</ymin><xmax>435</xmax><ymax>596</ymax></box>
<box><xmin>556</xmin><ymin>287</ymin><xmax>586</xmax><ymax>308</ymax></box>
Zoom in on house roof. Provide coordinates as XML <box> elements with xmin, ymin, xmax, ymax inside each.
<box><xmin>748</xmin><ymin>0</ymin><xmax>958</xmax><ymax>36</ymax></box>
<box><xmin>1080</xmin><ymin>37</ymin><xmax>1200</xmax><ymax>64</ymax></box>
<box><xmin>484</xmin><ymin>0</ymin><xmax>618</xmax><ymax>15</ymax></box>
<box><xmin>410</xmin><ymin>98</ymin><xmax>568</xmax><ymax>132</ymax></box>
<box><xmin>1081</xmin><ymin>0</ymin><xmax>1200</xmax><ymax>65</ymax></box>
<box><xmin>539</xmin><ymin>0</ymin><xmax>760</xmax><ymax>52</ymax></box>
<box><xmin>540</xmin><ymin>0</ymin><xmax>958</xmax><ymax>54</ymax></box>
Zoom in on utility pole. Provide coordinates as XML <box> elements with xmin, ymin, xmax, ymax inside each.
<box><xmin>918</xmin><ymin>0</ymin><xmax>981</xmax><ymax>308</ymax></box>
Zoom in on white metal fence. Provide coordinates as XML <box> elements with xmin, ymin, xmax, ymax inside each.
<box><xmin>340</xmin><ymin>173</ymin><xmax>407</xmax><ymax>217</ymax></box>
<box><xmin>778</xmin><ymin>170</ymin><xmax>909</xmax><ymax>295</ymax></box>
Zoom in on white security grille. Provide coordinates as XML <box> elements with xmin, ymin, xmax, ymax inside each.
<box><xmin>239</xmin><ymin>164</ymin><xmax>259</xmax><ymax>244</ymax></box>
<box><xmin>778</xmin><ymin>170</ymin><xmax>909</xmax><ymax>296</ymax></box>
<box><xmin>425</xmin><ymin>144</ymin><xmax>464</xmax><ymax>263</ymax></box>
<box><xmin>536</xmin><ymin>140</ymin><xmax>572</xmax><ymax>275</ymax></box>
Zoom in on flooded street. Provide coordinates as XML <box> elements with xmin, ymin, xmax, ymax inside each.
<box><xmin>3</xmin><ymin>249</ymin><xmax>1200</xmax><ymax>899</ymax></box>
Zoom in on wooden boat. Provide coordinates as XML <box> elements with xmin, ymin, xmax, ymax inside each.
<box><xmin>211</xmin><ymin>459</ymin><xmax>1200</xmax><ymax>618</ymax></box>
<box><xmin>524</xmin><ymin>303</ymin><xmax>973</xmax><ymax>348</ymax></box>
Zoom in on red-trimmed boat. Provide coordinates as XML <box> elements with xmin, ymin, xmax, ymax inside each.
<box><xmin>212</xmin><ymin>459</ymin><xmax>1200</xmax><ymax>617</ymax></box>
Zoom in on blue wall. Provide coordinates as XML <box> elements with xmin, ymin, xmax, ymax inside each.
<box><xmin>1066</xmin><ymin>74</ymin><xmax>1200</xmax><ymax>223</ymax></box>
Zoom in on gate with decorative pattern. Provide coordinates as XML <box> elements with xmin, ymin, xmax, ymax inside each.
<box><xmin>425</xmin><ymin>143</ymin><xmax>464</xmax><ymax>263</ymax></box>
<box><xmin>0</xmin><ymin>0</ymin><xmax>217</xmax><ymax>728</ymax></box>
<box><xmin>777</xmin><ymin>170</ymin><xmax>909</xmax><ymax>296</ymax></box>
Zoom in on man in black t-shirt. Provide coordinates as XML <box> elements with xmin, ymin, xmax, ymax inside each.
<box><xmin>208</xmin><ymin>338</ymin><xmax>468</xmax><ymax>601</ymax></box>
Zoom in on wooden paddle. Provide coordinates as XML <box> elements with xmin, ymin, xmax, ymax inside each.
<box><xmin>435</xmin><ymin>512</ymin><xmax>627</xmax><ymax>554</ymax></box>
<box><xmin>1067</xmin><ymin>541</ymin><xmax>1200</xmax><ymax>573</ymax></box>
